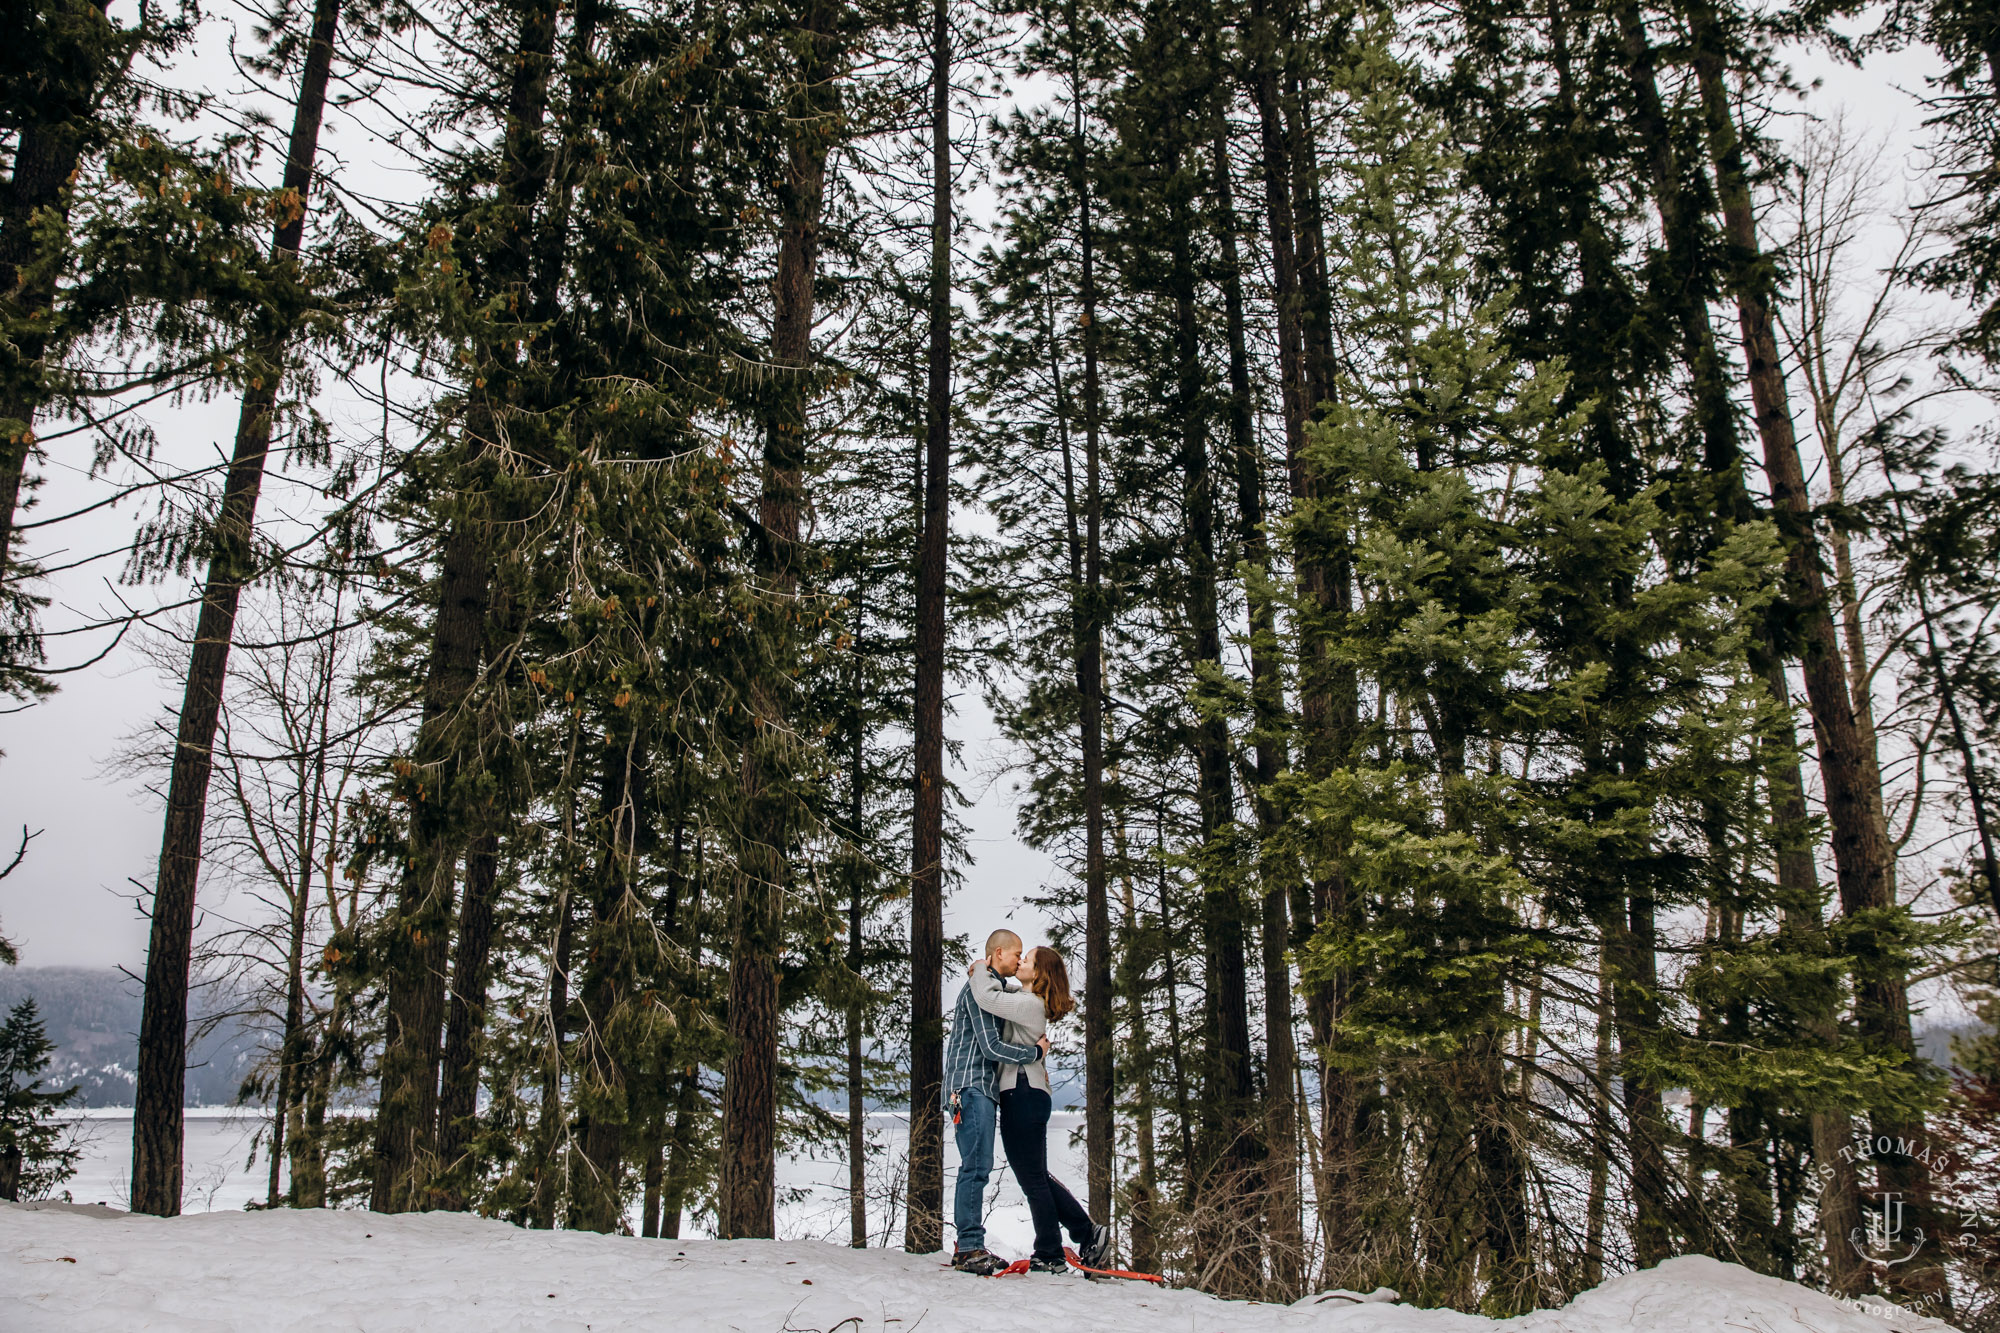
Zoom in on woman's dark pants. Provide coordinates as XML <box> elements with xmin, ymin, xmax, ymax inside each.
<box><xmin>998</xmin><ymin>1073</ymin><xmax>1094</xmax><ymax>1262</ymax></box>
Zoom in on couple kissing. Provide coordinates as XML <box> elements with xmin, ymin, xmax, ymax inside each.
<box><xmin>944</xmin><ymin>929</ymin><xmax>1112</xmax><ymax>1277</ymax></box>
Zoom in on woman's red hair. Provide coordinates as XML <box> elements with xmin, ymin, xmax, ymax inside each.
<box><xmin>1027</xmin><ymin>947</ymin><xmax>1076</xmax><ymax>1022</ymax></box>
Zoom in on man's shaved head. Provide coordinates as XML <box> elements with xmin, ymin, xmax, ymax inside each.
<box><xmin>985</xmin><ymin>928</ymin><xmax>1022</xmax><ymax>956</ymax></box>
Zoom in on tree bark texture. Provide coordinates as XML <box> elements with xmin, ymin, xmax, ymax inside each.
<box><xmin>1244</xmin><ymin>0</ymin><xmax>1357</xmax><ymax>1256</ymax></box>
<box><xmin>842</xmin><ymin>610</ymin><xmax>871</xmax><ymax>1248</ymax></box>
<box><xmin>530</xmin><ymin>873</ymin><xmax>577</xmax><ymax>1230</ymax></box>
<box><xmin>1065</xmin><ymin>0</ymin><xmax>1114</xmax><ymax>1231</ymax></box>
<box><xmin>1765</xmin><ymin>666</ymin><xmax>1867</xmax><ymax>1295</ymax></box>
<box><xmin>130</xmin><ymin>0</ymin><xmax>342</xmax><ymax>1216</ymax></box>
<box><xmin>1114</xmin><ymin>829</ymin><xmax>1161</xmax><ymax>1275</ymax></box>
<box><xmin>1210</xmin><ymin>108</ymin><xmax>1302</xmax><ymax>1298</ymax></box>
<box><xmin>719</xmin><ymin>0</ymin><xmax>835</xmax><ymax>1237</ymax></box>
<box><xmin>847</xmin><ymin>872</ymin><xmax>868</xmax><ymax>1248</ymax></box>
<box><xmin>642</xmin><ymin>1132</ymin><xmax>665</xmax><ymax>1238</ymax></box>
<box><xmin>369</xmin><ymin>0</ymin><xmax>556</xmax><ymax>1214</ymax></box>
<box><xmin>1685</xmin><ymin>12</ymin><xmax>1939</xmax><ymax>1306</ymax></box>
<box><xmin>1613</xmin><ymin>872</ymin><xmax>1674</xmax><ymax>1265</ymax></box>
<box><xmin>433</xmin><ymin>829</ymin><xmax>500</xmax><ymax>1206</ymax></box>
<box><xmin>268</xmin><ymin>768</ymin><xmax>322</xmax><ymax>1208</ymax></box>
<box><xmin>662</xmin><ymin>839</ymin><xmax>707</xmax><ymax>1241</ymax></box>
<box><xmin>1165</xmin><ymin>143</ymin><xmax>1258</xmax><ymax>1296</ymax></box>
<box><xmin>573</xmin><ymin>735</ymin><xmax>649</xmax><ymax>1232</ymax></box>
<box><xmin>1610</xmin><ymin>0</ymin><xmax>1738</xmax><ymax>479</ymax></box>
<box><xmin>903</xmin><ymin>0</ymin><xmax>950</xmax><ymax>1254</ymax></box>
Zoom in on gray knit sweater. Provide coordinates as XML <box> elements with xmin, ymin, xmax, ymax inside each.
<box><xmin>969</xmin><ymin>967</ymin><xmax>1051</xmax><ymax>1094</ymax></box>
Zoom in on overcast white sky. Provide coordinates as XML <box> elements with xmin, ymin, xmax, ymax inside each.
<box><xmin>0</xmin><ymin>4</ymin><xmax>1959</xmax><ymax>972</ymax></box>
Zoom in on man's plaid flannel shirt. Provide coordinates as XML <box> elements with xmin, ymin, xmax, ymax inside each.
<box><xmin>944</xmin><ymin>966</ymin><xmax>1041</xmax><ymax>1105</ymax></box>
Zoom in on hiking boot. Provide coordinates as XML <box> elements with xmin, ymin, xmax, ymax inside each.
<box><xmin>1076</xmin><ymin>1225</ymin><xmax>1113</xmax><ymax>1271</ymax></box>
<box><xmin>1029</xmin><ymin>1255</ymin><xmax>1069</xmax><ymax>1274</ymax></box>
<box><xmin>952</xmin><ymin>1248</ymin><xmax>1009</xmax><ymax>1277</ymax></box>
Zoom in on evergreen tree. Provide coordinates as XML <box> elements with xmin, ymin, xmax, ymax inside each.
<box><xmin>1886</xmin><ymin>0</ymin><xmax>2000</xmax><ymax>361</ymax></box>
<box><xmin>0</xmin><ymin>0</ymin><xmax>170</xmax><ymax>693</ymax></box>
<box><xmin>8</xmin><ymin>0</ymin><xmax>2000</xmax><ymax>1313</ymax></box>
<box><xmin>0</xmin><ymin>998</ymin><xmax>80</xmax><ymax>1202</ymax></box>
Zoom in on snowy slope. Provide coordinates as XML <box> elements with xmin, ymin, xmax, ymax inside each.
<box><xmin>0</xmin><ymin>1200</ymin><xmax>1957</xmax><ymax>1332</ymax></box>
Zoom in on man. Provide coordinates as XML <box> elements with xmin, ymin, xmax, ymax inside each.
<box><xmin>944</xmin><ymin>928</ymin><xmax>1046</xmax><ymax>1275</ymax></box>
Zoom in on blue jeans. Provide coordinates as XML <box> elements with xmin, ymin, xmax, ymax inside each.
<box><xmin>950</xmin><ymin>1085</ymin><xmax>997</xmax><ymax>1252</ymax></box>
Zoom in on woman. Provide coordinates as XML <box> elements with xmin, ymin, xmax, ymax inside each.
<box><xmin>969</xmin><ymin>945</ymin><xmax>1112</xmax><ymax>1274</ymax></box>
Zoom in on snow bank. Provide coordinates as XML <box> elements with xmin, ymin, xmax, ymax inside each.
<box><xmin>0</xmin><ymin>1200</ymin><xmax>1956</xmax><ymax>1332</ymax></box>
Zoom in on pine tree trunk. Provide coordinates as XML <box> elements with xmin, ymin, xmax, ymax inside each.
<box><xmin>1209</xmin><ymin>107</ymin><xmax>1301</xmax><ymax>1299</ymax></box>
<box><xmin>1818</xmin><ymin>441</ymin><xmax>1879</xmax><ymax>745</ymax></box>
<box><xmin>372</xmin><ymin>0</ymin><xmax>557</xmax><ymax>1214</ymax></box>
<box><xmin>1113</xmin><ymin>807</ymin><xmax>1160</xmax><ymax>1274</ymax></box>
<box><xmin>1774</xmin><ymin>1133</ymin><xmax>1804</xmax><ymax>1280</ymax></box>
<box><xmin>1728</xmin><ymin>1103</ymin><xmax>1775</xmax><ymax>1273</ymax></box>
<box><xmin>1609</xmin><ymin>0</ymin><xmax>1738</xmax><ymax>477</ymax></box>
<box><xmin>1048</xmin><ymin>280</ymin><xmax>1107</xmax><ymax>1243</ymax></box>
<box><xmin>574</xmin><ymin>735</ymin><xmax>647</xmax><ymax>1233</ymax></box>
<box><xmin>1472</xmin><ymin>1028</ymin><xmax>1532</xmax><ymax>1311</ymax></box>
<box><xmin>662</xmin><ymin>837</ymin><xmax>706</xmax><ymax>1241</ymax></box>
<box><xmin>1810</xmin><ymin>1098</ymin><xmax>1865</xmax><ymax>1293</ymax></box>
<box><xmin>662</xmin><ymin>1064</ymin><xmax>698</xmax><ymax>1239</ymax></box>
<box><xmin>268</xmin><ymin>779</ymin><xmax>318</xmax><ymax>1209</ymax></box>
<box><xmin>1613</xmin><ymin>863</ymin><xmax>1673</xmax><ymax>1265</ymax></box>
<box><xmin>423</xmin><ymin>0</ymin><xmax>594</xmax><ymax>1191</ymax></box>
<box><xmin>1064</xmin><ymin>0</ymin><xmax>1114</xmax><ymax>1229</ymax></box>
<box><xmin>662</xmin><ymin>1070</ymin><xmax>697</xmax><ymax>1239</ymax></box>
<box><xmin>846</xmin><ymin>636</ymin><xmax>870</xmax><ymax>1250</ymax></box>
<box><xmin>1436</xmin><ymin>723</ymin><xmax>1532</xmax><ymax>1307</ymax></box>
<box><xmin>1584</xmin><ymin>955</ymin><xmax>1611</xmax><ymax>1288</ymax></box>
<box><xmin>720</xmin><ymin>0</ymin><xmax>836</xmax><ymax>1238</ymax></box>
<box><xmin>530</xmin><ymin>862</ymin><xmax>577</xmax><ymax>1230</ymax></box>
<box><xmin>291</xmin><ymin>972</ymin><xmax>342</xmax><ymax>1209</ymax></box>
<box><xmin>369</xmin><ymin>534</ymin><xmax>482</xmax><ymax>1213</ymax></box>
<box><xmin>1165</xmin><ymin>145</ymin><xmax>1258</xmax><ymax>1292</ymax></box>
<box><xmin>1720</xmin><ymin>893</ymin><xmax>1777</xmax><ymax>1274</ymax></box>
<box><xmin>642</xmin><ymin>1130</ymin><xmax>664</xmax><ymax>1238</ymax></box>
<box><xmin>1245</xmin><ymin>11</ymin><xmax>1350</xmax><ymax>1263</ymax></box>
<box><xmin>847</xmin><ymin>896</ymin><xmax>867</xmax><ymax>1248</ymax></box>
<box><xmin>903</xmin><ymin>0</ymin><xmax>951</xmax><ymax>1254</ymax></box>
<box><xmin>130</xmin><ymin>0</ymin><xmax>343</xmax><ymax>1217</ymax></box>
<box><xmin>1154</xmin><ymin>855</ymin><xmax>1197</xmax><ymax>1202</ymax></box>
<box><xmin>1684</xmin><ymin>13</ymin><xmax>1944</xmax><ymax>1309</ymax></box>
<box><xmin>433</xmin><ymin>830</ymin><xmax>499</xmax><ymax>1207</ymax></box>
<box><xmin>1589</xmin><ymin>698</ymin><xmax>1672</xmax><ymax>1265</ymax></box>
<box><xmin>1256</xmin><ymin>15</ymin><xmax>1361</xmax><ymax>1259</ymax></box>
<box><xmin>1243</xmin><ymin>0</ymin><xmax>1306</xmax><ymax>484</ymax></box>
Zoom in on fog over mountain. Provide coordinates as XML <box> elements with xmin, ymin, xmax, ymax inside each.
<box><xmin>0</xmin><ymin>967</ymin><xmax>270</xmax><ymax>1109</ymax></box>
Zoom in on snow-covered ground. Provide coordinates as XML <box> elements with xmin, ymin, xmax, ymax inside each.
<box><xmin>0</xmin><ymin>1200</ymin><xmax>1957</xmax><ymax>1333</ymax></box>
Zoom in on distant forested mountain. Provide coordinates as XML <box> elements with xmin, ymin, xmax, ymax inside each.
<box><xmin>1919</xmin><ymin>1021</ymin><xmax>1989</xmax><ymax>1072</ymax></box>
<box><xmin>0</xmin><ymin>967</ymin><xmax>269</xmax><ymax>1108</ymax></box>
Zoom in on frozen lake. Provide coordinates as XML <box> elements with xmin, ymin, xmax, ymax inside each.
<box><xmin>56</xmin><ymin>1109</ymin><xmax>266</xmax><ymax>1214</ymax></box>
<box><xmin>58</xmin><ymin>1108</ymin><xmax>1091</xmax><ymax>1257</ymax></box>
